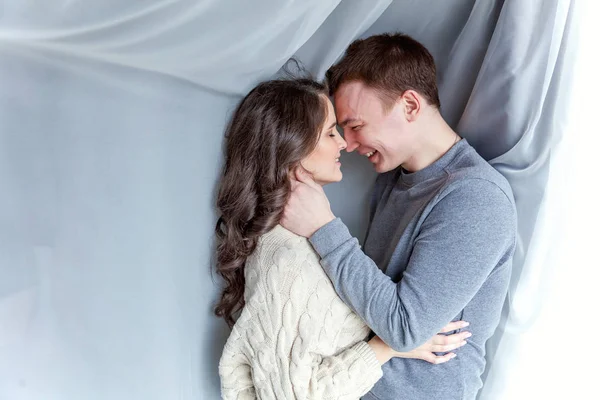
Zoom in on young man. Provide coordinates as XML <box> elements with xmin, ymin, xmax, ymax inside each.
<box><xmin>281</xmin><ymin>33</ymin><xmax>517</xmax><ymax>400</ymax></box>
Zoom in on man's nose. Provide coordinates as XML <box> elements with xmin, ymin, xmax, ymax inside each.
<box><xmin>345</xmin><ymin>137</ymin><xmax>360</xmax><ymax>152</ymax></box>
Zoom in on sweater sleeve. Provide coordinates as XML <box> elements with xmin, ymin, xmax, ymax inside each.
<box><xmin>219</xmin><ymin>333</ymin><xmax>257</xmax><ymax>400</ymax></box>
<box><xmin>301</xmin><ymin>341</ymin><xmax>382</xmax><ymax>399</ymax></box>
<box><xmin>219</xmin><ymin>237</ymin><xmax>382</xmax><ymax>399</ymax></box>
<box><xmin>309</xmin><ymin>179</ymin><xmax>517</xmax><ymax>352</ymax></box>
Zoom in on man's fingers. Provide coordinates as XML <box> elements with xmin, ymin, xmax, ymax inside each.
<box><xmin>438</xmin><ymin>320</ymin><xmax>469</xmax><ymax>333</ymax></box>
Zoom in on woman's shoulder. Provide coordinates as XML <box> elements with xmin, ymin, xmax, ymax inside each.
<box><xmin>261</xmin><ymin>224</ymin><xmax>306</xmax><ymax>241</ymax></box>
<box><xmin>258</xmin><ymin>225</ymin><xmax>316</xmax><ymax>256</ymax></box>
<box><xmin>247</xmin><ymin>225</ymin><xmax>322</xmax><ymax>279</ymax></box>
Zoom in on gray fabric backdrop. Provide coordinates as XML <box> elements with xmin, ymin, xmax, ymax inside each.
<box><xmin>0</xmin><ymin>0</ymin><xmax>576</xmax><ymax>398</ymax></box>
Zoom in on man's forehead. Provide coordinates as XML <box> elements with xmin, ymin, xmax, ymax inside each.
<box><xmin>334</xmin><ymin>84</ymin><xmax>367</xmax><ymax>124</ymax></box>
<box><xmin>333</xmin><ymin>103</ymin><xmax>356</xmax><ymax>127</ymax></box>
<box><xmin>335</xmin><ymin>82</ymin><xmax>363</xmax><ymax>103</ymax></box>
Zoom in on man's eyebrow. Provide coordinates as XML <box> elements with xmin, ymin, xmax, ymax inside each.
<box><xmin>339</xmin><ymin>118</ymin><xmax>360</xmax><ymax>127</ymax></box>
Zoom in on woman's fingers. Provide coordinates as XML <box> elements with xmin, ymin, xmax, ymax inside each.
<box><xmin>421</xmin><ymin>352</ymin><xmax>457</xmax><ymax>364</ymax></box>
<box><xmin>431</xmin><ymin>331</ymin><xmax>471</xmax><ymax>345</ymax></box>
<box><xmin>428</xmin><ymin>331</ymin><xmax>471</xmax><ymax>352</ymax></box>
<box><xmin>432</xmin><ymin>352</ymin><xmax>457</xmax><ymax>364</ymax></box>
<box><xmin>430</xmin><ymin>340</ymin><xmax>468</xmax><ymax>353</ymax></box>
<box><xmin>438</xmin><ymin>320</ymin><xmax>469</xmax><ymax>333</ymax></box>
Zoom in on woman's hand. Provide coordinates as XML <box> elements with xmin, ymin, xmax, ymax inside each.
<box><xmin>393</xmin><ymin>321</ymin><xmax>471</xmax><ymax>364</ymax></box>
<box><xmin>368</xmin><ymin>321</ymin><xmax>471</xmax><ymax>365</ymax></box>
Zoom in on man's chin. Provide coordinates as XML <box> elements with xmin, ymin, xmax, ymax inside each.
<box><xmin>373</xmin><ymin>163</ymin><xmax>391</xmax><ymax>174</ymax></box>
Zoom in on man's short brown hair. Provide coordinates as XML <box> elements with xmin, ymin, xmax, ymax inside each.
<box><xmin>326</xmin><ymin>33</ymin><xmax>441</xmax><ymax>109</ymax></box>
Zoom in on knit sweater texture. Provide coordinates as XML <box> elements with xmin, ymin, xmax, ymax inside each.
<box><xmin>219</xmin><ymin>225</ymin><xmax>383</xmax><ymax>399</ymax></box>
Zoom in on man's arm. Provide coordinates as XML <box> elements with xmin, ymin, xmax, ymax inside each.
<box><xmin>309</xmin><ymin>179</ymin><xmax>516</xmax><ymax>352</ymax></box>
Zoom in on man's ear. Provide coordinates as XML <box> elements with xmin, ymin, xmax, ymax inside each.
<box><xmin>401</xmin><ymin>90</ymin><xmax>421</xmax><ymax>122</ymax></box>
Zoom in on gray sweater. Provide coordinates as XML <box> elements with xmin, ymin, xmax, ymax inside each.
<box><xmin>310</xmin><ymin>139</ymin><xmax>517</xmax><ymax>400</ymax></box>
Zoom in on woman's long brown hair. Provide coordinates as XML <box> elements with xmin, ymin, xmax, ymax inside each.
<box><xmin>214</xmin><ymin>78</ymin><xmax>328</xmax><ymax>327</ymax></box>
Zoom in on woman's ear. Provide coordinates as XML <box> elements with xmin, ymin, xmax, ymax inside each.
<box><xmin>288</xmin><ymin>163</ymin><xmax>305</xmax><ymax>183</ymax></box>
<box><xmin>292</xmin><ymin>163</ymin><xmax>316</xmax><ymax>184</ymax></box>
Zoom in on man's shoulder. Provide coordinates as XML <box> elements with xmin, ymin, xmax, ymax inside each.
<box><xmin>444</xmin><ymin>147</ymin><xmax>515</xmax><ymax>206</ymax></box>
<box><xmin>429</xmin><ymin>172</ymin><xmax>517</xmax><ymax>242</ymax></box>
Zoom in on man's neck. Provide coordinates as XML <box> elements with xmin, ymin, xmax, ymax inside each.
<box><xmin>402</xmin><ymin>113</ymin><xmax>460</xmax><ymax>172</ymax></box>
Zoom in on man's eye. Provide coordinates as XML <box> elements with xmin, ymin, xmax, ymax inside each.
<box><xmin>351</xmin><ymin>126</ymin><xmax>362</xmax><ymax>131</ymax></box>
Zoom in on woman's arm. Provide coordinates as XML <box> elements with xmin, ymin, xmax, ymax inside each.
<box><xmin>219</xmin><ymin>328</ymin><xmax>256</xmax><ymax>400</ymax></box>
<box><xmin>370</xmin><ymin>320</ymin><xmax>471</xmax><ymax>365</ymax></box>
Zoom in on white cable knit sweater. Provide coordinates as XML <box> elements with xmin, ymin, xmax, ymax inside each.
<box><xmin>219</xmin><ymin>225</ymin><xmax>383</xmax><ymax>399</ymax></box>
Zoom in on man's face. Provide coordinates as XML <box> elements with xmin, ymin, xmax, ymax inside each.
<box><xmin>334</xmin><ymin>81</ymin><xmax>415</xmax><ymax>173</ymax></box>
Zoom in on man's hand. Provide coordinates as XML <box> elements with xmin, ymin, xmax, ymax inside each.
<box><xmin>281</xmin><ymin>167</ymin><xmax>336</xmax><ymax>238</ymax></box>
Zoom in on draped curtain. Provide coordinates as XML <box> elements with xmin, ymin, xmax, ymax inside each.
<box><xmin>0</xmin><ymin>1</ymin><xmax>582</xmax><ymax>398</ymax></box>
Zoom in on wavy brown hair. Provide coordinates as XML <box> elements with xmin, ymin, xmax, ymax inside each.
<box><xmin>214</xmin><ymin>78</ymin><xmax>329</xmax><ymax>327</ymax></box>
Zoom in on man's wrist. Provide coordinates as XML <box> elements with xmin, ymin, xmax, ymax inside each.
<box><xmin>309</xmin><ymin>217</ymin><xmax>355</xmax><ymax>258</ymax></box>
<box><xmin>314</xmin><ymin>213</ymin><xmax>335</xmax><ymax>236</ymax></box>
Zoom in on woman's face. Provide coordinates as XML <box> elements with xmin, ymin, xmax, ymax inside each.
<box><xmin>301</xmin><ymin>97</ymin><xmax>347</xmax><ymax>186</ymax></box>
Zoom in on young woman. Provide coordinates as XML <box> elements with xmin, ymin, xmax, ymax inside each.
<box><xmin>215</xmin><ymin>78</ymin><xmax>470</xmax><ymax>399</ymax></box>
